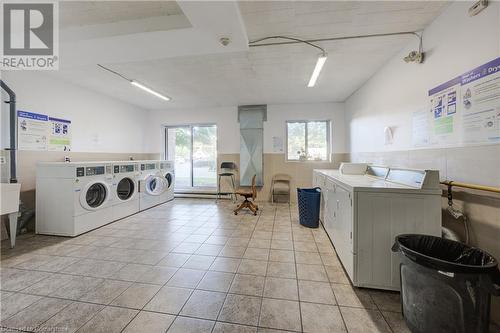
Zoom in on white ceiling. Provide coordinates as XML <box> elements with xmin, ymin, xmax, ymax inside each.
<box><xmin>49</xmin><ymin>1</ymin><xmax>449</xmax><ymax>110</ymax></box>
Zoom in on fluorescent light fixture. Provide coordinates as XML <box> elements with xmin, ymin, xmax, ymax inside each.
<box><xmin>130</xmin><ymin>80</ymin><xmax>170</xmax><ymax>101</ymax></box>
<box><xmin>307</xmin><ymin>53</ymin><xmax>327</xmax><ymax>88</ymax></box>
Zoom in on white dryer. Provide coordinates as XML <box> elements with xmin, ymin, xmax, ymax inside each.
<box><xmin>138</xmin><ymin>161</ymin><xmax>166</xmax><ymax>211</ymax></box>
<box><xmin>36</xmin><ymin>162</ymin><xmax>114</xmax><ymax>236</ymax></box>
<box><xmin>112</xmin><ymin>162</ymin><xmax>140</xmax><ymax>220</ymax></box>
<box><xmin>158</xmin><ymin>160</ymin><xmax>175</xmax><ymax>204</ymax></box>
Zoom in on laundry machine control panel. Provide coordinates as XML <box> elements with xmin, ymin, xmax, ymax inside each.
<box><xmin>85</xmin><ymin>166</ymin><xmax>105</xmax><ymax>176</ymax></box>
<box><xmin>141</xmin><ymin>163</ymin><xmax>157</xmax><ymax>171</ymax></box>
<box><xmin>114</xmin><ymin>164</ymin><xmax>135</xmax><ymax>173</ymax></box>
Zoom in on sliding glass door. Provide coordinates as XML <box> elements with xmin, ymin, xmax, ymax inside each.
<box><xmin>166</xmin><ymin>125</ymin><xmax>217</xmax><ymax>190</ymax></box>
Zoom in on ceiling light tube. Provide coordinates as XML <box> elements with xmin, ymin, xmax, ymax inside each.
<box><xmin>307</xmin><ymin>53</ymin><xmax>327</xmax><ymax>88</ymax></box>
<box><xmin>130</xmin><ymin>80</ymin><xmax>170</xmax><ymax>101</ymax></box>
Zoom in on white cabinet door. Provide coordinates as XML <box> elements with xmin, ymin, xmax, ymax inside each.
<box><xmin>333</xmin><ymin>184</ymin><xmax>354</xmax><ymax>280</ymax></box>
<box><xmin>313</xmin><ymin>172</ymin><xmax>326</xmax><ymax>223</ymax></box>
<box><xmin>323</xmin><ymin>179</ymin><xmax>336</xmax><ymax>237</ymax></box>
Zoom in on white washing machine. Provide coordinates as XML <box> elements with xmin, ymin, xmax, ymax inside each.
<box><xmin>158</xmin><ymin>160</ymin><xmax>175</xmax><ymax>204</ymax></box>
<box><xmin>36</xmin><ymin>162</ymin><xmax>114</xmax><ymax>236</ymax></box>
<box><xmin>112</xmin><ymin>161</ymin><xmax>140</xmax><ymax>220</ymax></box>
<box><xmin>137</xmin><ymin>161</ymin><xmax>166</xmax><ymax>211</ymax></box>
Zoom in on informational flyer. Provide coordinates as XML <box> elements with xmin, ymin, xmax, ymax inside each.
<box><xmin>48</xmin><ymin>117</ymin><xmax>72</xmax><ymax>151</ymax></box>
<box><xmin>415</xmin><ymin>57</ymin><xmax>500</xmax><ymax>148</ymax></box>
<box><xmin>17</xmin><ymin>111</ymin><xmax>48</xmax><ymax>151</ymax></box>
<box><xmin>460</xmin><ymin>57</ymin><xmax>500</xmax><ymax>144</ymax></box>
<box><xmin>17</xmin><ymin>111</ymin><xmax>72</xmax><ymax>151</ymax></box>
<box><xmin>428</xmin><ymin>77</ymin><xmax>461</xmax><ymax>146</ymax></box>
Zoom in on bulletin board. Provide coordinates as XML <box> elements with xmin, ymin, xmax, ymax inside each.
<box><xmin>17</xmin><ymin>111</ymin><xmax>72</xmax><ymax>151</ymax></box>
<box><xmin>412</xmin><ymin>57</ymin><xmax>500</xmax><ymax>147</ymax></box>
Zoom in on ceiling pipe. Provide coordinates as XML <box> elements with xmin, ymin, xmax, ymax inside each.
<box><xmin>248</xmin><ymin>31</ymin><xmax>421</xmax><ymax>48</ymax></box>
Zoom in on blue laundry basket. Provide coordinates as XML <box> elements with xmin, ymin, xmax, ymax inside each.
<box><xmin>297</xmin><ymin>187</ymin><xmax>321</xmax><ymax>228</ymax></box>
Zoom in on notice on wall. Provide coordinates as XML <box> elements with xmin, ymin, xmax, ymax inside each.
<box><xmin>412</xmin><ymin>57</ymin><xmax>500</xmax><ymax>147</ymax></box>
<box><xmin>17</xmin><ymin>111</ymin><xmax>48</xmax><ymax>151</ymax></box>
<box><xmin>460</xmin><ymin>57</ymin><xmax>500</xmax><ymax>144</ymax></box>
<box><xmin>272</xmin><ymin>136</ymin><xmax>284</xmax><ymax>153</ymax></box>
<box><xmin>17</xmin><ymin>111</ymin><xmax>72</xmax><ymax>151</ymax></box>
<box><xmin>48</xmin><ymin>117</ymin><xmax>72</xmax><ymax>151</ymax></box>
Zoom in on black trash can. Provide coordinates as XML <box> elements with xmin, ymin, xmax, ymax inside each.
<box><xmin>297</xmin><ymin>187</ymin><xmax>321</xmax><ymax>228</ymax></box>
<box><xmin>392</xmin><ymin>234</ymin><xmax>500</xmax><ymax>333</ymax></box>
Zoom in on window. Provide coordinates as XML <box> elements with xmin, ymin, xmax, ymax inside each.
<box><xmin>286</xmin><ymin>120</ymin><xmax>330</xmax><ymax>161</ymax></box>
<box><xmin>165</xmin><ymin>124</ymin><xmax>217</xmax><ymax>189</ymax></box>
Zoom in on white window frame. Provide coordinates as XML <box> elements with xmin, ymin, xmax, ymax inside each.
<box><xmin>285</xmin><ymin>120</ymin><xmax>331</xmax><ymax>162</ymax></box>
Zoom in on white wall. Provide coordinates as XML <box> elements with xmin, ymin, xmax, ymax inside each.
<box><xmin>146</xmin><ymin>102</ymin><xmax>346</xmax><ymax>154</ymax></box>
<box><xmin>345</xmin><ymin>1</ymin><xmax>500</xmax><ymax>153</ymax></box>
<box><xmin>0</xmin><ymin>71</ymin><xmax>149</xmax><ymax>153</ymax></box>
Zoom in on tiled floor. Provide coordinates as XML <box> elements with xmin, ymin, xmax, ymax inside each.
<box><xmin>0</xmin><ymin>198</ymin><xmax>409</xmax><ymax>333</ymax></box>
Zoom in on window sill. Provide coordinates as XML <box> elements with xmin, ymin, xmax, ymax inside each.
<box><xmin>285</xmin><ymin>159</ymin><xmax>332</xmax><ymax>163</ymax></box>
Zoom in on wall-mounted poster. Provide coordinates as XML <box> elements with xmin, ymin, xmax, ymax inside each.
<box><xmin>48</xmin><ymin>117</ymin><xmax>72</xmax><ymax>151</ymax></box>
<box><xmin>412</xmin><ymin>57</ymin><xmax>500</xmax><ymax>148</ymax></box>
<box><xmin>17</xmin><ymin>111</ymin><xmax>72</xmax><ymax>151</ymax></box>
<box><xmin>17</xmin><ymin>111</ymin><xmax>48</xmax><ymax>151</ymax></box>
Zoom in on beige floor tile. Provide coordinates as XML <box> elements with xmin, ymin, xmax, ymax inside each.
<box><xmin>212</xmin><ymin>322</ymin><xmax>257</xmax><ymax>333</ymax></box>
<box><xmin>50</xmin><ymin>276</ymin><xmax>105</xmax><ymax>300</ymax></box>
<box><xmin>0</xmin><ymin>293</ymin><xmax>42</xmax><ymax>320</ymax></box>
<box><xmin>195</xmin><ymin>244</ymin><xmax>224</xmax><ymax>256</ymax></box>
<box><xmin>324</xmin><ymin>265</ymin><xmax>350</xmax><ymax>284</ymax></box>
<box><xmin>293</xmin><ymin>241</ymin><xmax>318</xmax><ymax>253</ymax></box>
<box><xmin>226</xmin><ymin>237</ymin><xmax>250</xmax><ymax>247</ymax></box>
<box><xmin>172</xmin><ymin>242</ymin><xmax>202</xmax><ymax>254</ymax></box>
<box><xmin>0</xmin><ymin>268</ymin><xmax>52</xmax><ymax>291</ymax></box>
<box><xmin>270</xmin><ymin>240</ymin><xmax>293</xmax><ymax>251</ymax></box>
<box><xmin>137</xmin><ymin>266</ymin><xmax>177</xmax><ymax>284</ymax></box>
<box><xmin>219</xmin><ymin>246</ymin><xmax>247</xmax><ymax>258</ymax></box>
<box><xmin>229</xmin><ymin>274</ymin><xmax>265</xmax><ymax>297</ymax></box>
<box><xmin>268</xmin><ymin>249</ymin><xmax>294</xmax><ymax>263</ymax></box>
<box><xmin>22</xmin><ymin>273</ymin><xmax>75</xmax><ymax>296</ymax></box>
<box><xmin>197</xmin><ymin>271</ymin><xmax>234</xmax><ymax>292</ymax></box>
<box><xmin>301</xmin><ymin>303</ymin><xmax>346</xmax><ymax>333</ymax></box>
<box><xmin>180</xmin><ymin>290</ymin><xmax>226</xmax><ymax>320</ymax></box>
<box><xmin>79</xmin><ymin>279</ymin><xmax>131</xmax><ymax>304</ymax></box>
<box><xmin>112</xmin><ymin>263</ymin><xmax>152</xmax><ymax>282</ymax></box>
<box><xmin>167</xmin><ymin>316</ymin><xmax>215</xmax><ymax>333</ymax></box>
<box><xmin>122</xmin><ymin>311</ymin><xmax>175</xmax><ymax>333</ymax></box>
<box><xmin>248</xmin><ymin>238</ymin><xmax>271</xmax><ymax>249</ymax></box>
<box><xmin>38</xmin><ymin>301</ymin><xmax>104</xmax><ymax>333</ymax></box>
<box><xmin>167</xmin><ymin>268</ymin><xmax>206</xmax><ymax>288</ymax></box>
<box><xmin>157</xmin><ymin>253</ymin><xmax>191</xmax><ymax>267</ymax></box>
<box><xmin>298</xmin><ymin>280</ymin><xmax>336</xmax><ymax>304</ymax></box>
<box><xmin>237</xmin><ymin>259</ymin><xmax>267</xmax><ymax>276</ymax></box>
<box><xmin>320</xmin><ymin>253</ymin><xmax>341</xmax><ymax>266</ymax></box>
<box><xmin>210</xmin><ymin>257</ymin><xmax>241</xmax><ymax>273</ymax></box>
<box><xmin>295</xmin><ymin>251</ymin><xmax>322</xmax><ymax>264</ymax></box>
<box><xmin>111</xmin><ymin>283</ymin><xmax>161</xmax><ymax>309</ymax></box>
<box><xmin>340</xmin><ymin>307</ymin><xmax>392</xmax><ymax>333</ymax></box>
<box><xmin>331</xmin><ymin>283</ymin><xmax>376</xmax><ymax>309</ymax></box>
<box><xmin>218</xmin><ymin>294</ymin><xmax>261</xmax><ymax>326</ymax></box>
<box><xmin>243</xmin><ymin>248</ymin><xmax>270</xmax><ymax>261</ymax></box>
<box><xmin>266</xmin><ymin>262</ymin><xmax>296</xmax><ymax>279</ymax></box>
<box><xmin>35</xmin><ymin>256</ymin><xmax>81</xmax><ymax>272</ymax></box>
<box><xmin>182</xmin><ymin>255</ymin><xmax>216</xmax><ymax>270</ymax></box>
<box><xmin>1</xmin><ymin>297</ymin><xmax>71</xmax><ymax>330</ymax></box>
<box><xmin>296</xmin><ymin>263</ymin><xmax>328</xmax><ymax>282</ymax></box>
<box><xmin>76</xmin><ymin>306</ymin><xmax>138</xmax><ymax>333</ymax></box>
<box><xmin>259</xmin><ymin>298</ymin><xmax>301</xmax><ymax>332</ymax></box>
<box><xmin>144</xmin><ymin>286</ymin><xmax>193</xmax><ymax>314</ymax></box>
<box><xmin>263</xmin><ymin>277</ymin><xmax>298</xmax><ymax>300</ymax></box>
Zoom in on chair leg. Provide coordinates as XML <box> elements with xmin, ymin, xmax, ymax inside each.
<box><xmin>234</xmin><ymin>200</ymin><xmax>247</xmax><ymax>215</ymax></box>
<box><xmin>216</xmin><ymin>175</ymin><xmax>221</xmax><ymax>202</ymax></box>
<box><xmin>230</xmin><ymin>175</ymin><xmax>236</xmax><ymax>203</ymax></box>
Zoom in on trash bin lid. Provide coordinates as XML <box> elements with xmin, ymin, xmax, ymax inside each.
<box><xmin>393</xmin><ymin>234</ymin><xmax>499</xmax><ymax>274</ymax></box>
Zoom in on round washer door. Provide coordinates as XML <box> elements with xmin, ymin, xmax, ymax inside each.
<box><xmin>116</xmin><ymin>177</ymin><xmax>136</xmax><ymax>201</ymax></box>
<box><xmin>145</xmin><ymin>175</ymin><xmax>166</xmax><ymax>196</ymax></box>
<box><xmin>80</xmin><ymin>181</ymin><xmax>110</xmax><ymax>210</ymax></box>
<box><xmin>165</xmin><ymin>172</ymin><xmax>174</xmax><ymax>189</ymax></box>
